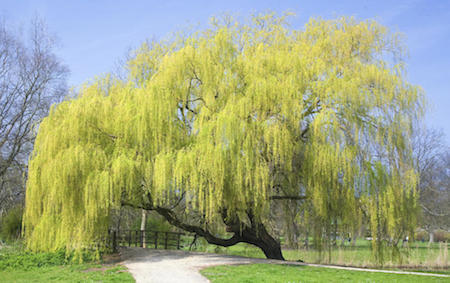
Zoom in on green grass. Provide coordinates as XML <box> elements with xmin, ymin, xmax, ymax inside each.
<box><xmin>200</xmin><ymin>263</ymin><xmax>449</xmax><ymax>283</ymax></box>
<box><xmin>0</xmin><ymin>264</ymin><xmax>134</xmax><ymax>282</ymax></box>
<box><xmin>186</xmin><ymin>238</ymin><xmax>449</xmax><ymax>271</ymax></box>
<box><xmin>2</xmin><ymin>239</ymin><xmax>447</xmax><ymax>282</ymax></box>
<box><xmin>0</xmin><ymin>242</ymin><xmax>135</xmax><ymax>282</ymax></box>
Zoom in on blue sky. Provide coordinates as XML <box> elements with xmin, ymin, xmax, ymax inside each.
<box><xmin>2</xmin><ymin>0</ymin><xmax>450</xmax><ymax>143</ymax></box>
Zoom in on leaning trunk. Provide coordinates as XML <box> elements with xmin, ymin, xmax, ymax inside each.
<box><xmin>226</xmin><ymin>211</ymin><xmax>285</xmax><ymax>260</ymax></box>
<box><xmin>254</xmin><ymin>234</ymin><xmax>284</xmax><ymax>260</ymax></box>
<box><xmin>254</xmin><ymin>238</ymin><xmax>284</xmax><ymax>260</ymax></box>
<box><xmin>134</xmin><ymin>202</ymin><xmax>286</xmax><ymax>260</ymax></box>
<box><xmin>239</xmin><ymin>223</ymin><xmax>284</xmax><ymax>260</ymax></box>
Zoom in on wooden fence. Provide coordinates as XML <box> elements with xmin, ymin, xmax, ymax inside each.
<box><xmin>108</xmin><ymin>229</ymin><xmax>185</xmax><ymax>252</ymax></box>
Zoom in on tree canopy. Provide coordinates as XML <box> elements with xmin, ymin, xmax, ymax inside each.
<box><xmin>23</xmin><ymin>14</ymin><xmax>424</xmax><ymax>260</ymax></box>
<box><xmin>0</xmin><ymin>18</ymin><xmax>67</xmax><ymax>213</ymax></box>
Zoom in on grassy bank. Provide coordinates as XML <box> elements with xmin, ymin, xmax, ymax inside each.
<box><xmin>201</xmin><ymin>263</ymin><xmax>449</xmax><ymax>282</ymax></box>
<box><xmin>0</xmin><ymin>242</ymin><xmax>135</xmax><ymax>283</ymax></box>
<box><xmin>0</xmin><ymin>264</ymin><xmax>133</xmax><ymax>283</ymax></box>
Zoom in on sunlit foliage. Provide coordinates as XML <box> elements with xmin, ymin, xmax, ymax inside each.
<box><xmin>23</xmin><ymin>14</ymin><xmax>423</xmax><ymax>258</ymax></box>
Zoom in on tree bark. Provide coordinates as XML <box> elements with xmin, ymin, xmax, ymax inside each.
<box><xmin>229</xmin><ymin>215</ymin><xmax>284</xmax><ymax>260</ymax></box>
<box><xmin>240</xmin><ymin>223</ymin><xmax>284</xmax><ymax>260</ymax></box>
<box><xmin>140</xmin><ymin>209</ymin><xmax>147</xmax><ymax>248</ymax></box>
<box><xmin>221</xmin><ymin>209</ymin><xmax>285</xmax><ymax>260</ymax></box>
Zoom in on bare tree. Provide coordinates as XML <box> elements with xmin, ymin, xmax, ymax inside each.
<box><xmin>0</xmin><ymin>17</ymin><xmax>68</xmax><ymax>213</ymax></box>
<box><xmin>413</xmin><ymin>125</ymin><xmax>450</xmax><ymax>242</ymax></box>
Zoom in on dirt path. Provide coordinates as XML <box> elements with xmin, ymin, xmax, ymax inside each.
<box><xmin>120</xmin><ymin>248</ymin><xmax>449</xmax><ymax>283</ymax></box>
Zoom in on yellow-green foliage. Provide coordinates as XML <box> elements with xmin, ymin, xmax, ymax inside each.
<box><xmin>23</xmin><ymin>14</ymin><xmax>423</xmax><ymax>254</ymax></box>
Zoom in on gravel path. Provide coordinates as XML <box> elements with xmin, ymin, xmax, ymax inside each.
<box><xmin>120</xmin><ymin>248</ymin><xmax>271</xmax><ymax>283</ymax></box>
<box><xmin>120</xmin><ymin>247</ymin><xmax>449</xmax><ymax>283</ymax></box>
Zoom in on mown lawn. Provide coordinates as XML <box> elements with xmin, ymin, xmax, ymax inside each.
<box><xmin>0</xmin><ymin>243</ymin><xmax>135</xmax><ymax>283</ymax></box>
<box><xmin>0</xmin><ymin>264</ymin><xmax>134</xmax><ymax>283</ymax></box>
<box><xmin>200</xmin><ymin>263</ymin><xmax>449</xmax><ymax>283</ymax></box>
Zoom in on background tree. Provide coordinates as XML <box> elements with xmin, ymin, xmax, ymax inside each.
<box><xmin>412</xmin><ymin>126</ymin><xmax>449</xmax><ymax>242</ymax></box>
<box><xmin>0</xmin><ymin>17</ymin><xmax>68</xmax><ymax>216</ymax></box>
<box><xmin>23</xmin><ymin>14</ymin><xmax>423</xmax><ymax>261</ymax></box>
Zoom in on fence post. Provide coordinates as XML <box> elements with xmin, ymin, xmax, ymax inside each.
<box><xmin>177</xmin><ymin>233</ymin><xmax>181</xmax><ymax>250</ymax></box>
<box><xmin>154</xmin><ymin>231</ymin><xmax>158</xmax><ymax>249</ymax></box>
<box><xmin>140</xmin><ymin>230</ymin><xmax>144</xmax><ymax>247</ymax></box>
<box><xmin>128</xmin><ymin>230</ymin><xmax>131</xmax><ymax>247</ymax></box>
<box><xmin>135</xmin><ymin>230</ymin><xmax>139</xmax><ymax>247</ymax></box>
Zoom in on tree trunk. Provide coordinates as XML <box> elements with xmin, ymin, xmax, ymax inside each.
<box><xmin>256</xmin><ymin>238</ymin><xmax>284</xmax><ymax>260</ymax></box>
<box><xmin>429</xmin><ymin>230</ymin><xmax>434</xmax><ymax>243</ymax></box>
<box><xmin>237</xmin><ymin>221</ymin><xmax>285</xmax><ymax>260</ymax></box>
<box><xmin>231</xmin><ymin>211</ymin><xmax>285</xmax><ymax>260</ymax></box>
<box><xmin>352</xmin><ymin>233</ymin><xmax>357</xmax><ymax>247</ymax></box>
<box><xmin>140</xmin><ymin>209</ymin><xmax>147</xmax><ymax>248</ymax></box>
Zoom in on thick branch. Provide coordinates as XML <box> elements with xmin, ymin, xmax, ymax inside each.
<box><xmin>122</xmin><ymin>201</ymin><xmax>242</xmax><ymax>247</ymax></box>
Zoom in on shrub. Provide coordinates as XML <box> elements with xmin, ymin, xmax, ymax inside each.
<box><xmin>0</xmin><ymin>245</ymin><xmax>102</xmax><ymax>270</ymax></box>
<box><xmin>0</xmin><ymin>205</ymin><xmax>23</xmax><ymax>242</ymax></box>
<box><xmin>434</xmin><ymin>230</ymin><xmax>450</xmax><ymax>242</ymax></box>
<box><xmin>0</xmin><ymin>249</ymin><xmax>68</xmax><ymax>270</ymax></box>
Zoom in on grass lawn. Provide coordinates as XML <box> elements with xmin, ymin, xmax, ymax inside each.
<box><xmin>0</xmin><ymin>264</ymin><xmax>135</xmax><ymax>283</ymax></box>
<box><xmin>200</xmin><ymin>263</ymin><xmax>449</xmax><ymax>283</ymax></box>
<box><xmin>0</xmin><ymin>242</ymin><xmax>135</xmax><ymax>283</ymax></box>
<box><xmin>187</xmin><ymin>238</ymin><xmax>449</xmax><ymax>271</ymax></box>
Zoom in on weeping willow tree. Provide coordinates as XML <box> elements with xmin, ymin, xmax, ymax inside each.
<box><xmin>23</xmin><ymin>14</ymin><xmax>424</xmax><ymax>261</ymax></box>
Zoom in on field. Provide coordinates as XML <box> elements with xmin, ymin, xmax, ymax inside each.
<box><xmin>201</xmin><ymin>263</ymin><xmax>449</xmax><ymax>283</ymax></box>
<box><xmin>0</xmin><ymin>265</ymin><xmax>134</xmax><ymax>283</ymax></box>
<box><xmin>0</xmin><ymin>243</ymin><xmax>134</xmax><ymax>283</ymax></box>
<box><xmin>1</xmin><ymin>239</ymin><xmax>448</xmax><ymax>282</ymax></box>
<box><xmin>185</xmin><ymin>238</ymin><xmax>449</xmax><ymax>272</ymax></box>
